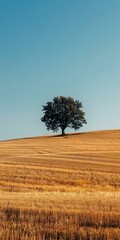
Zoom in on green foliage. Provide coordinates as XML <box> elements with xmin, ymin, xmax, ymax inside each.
<box><xmin>41</xmin><ymin>96</ymin><xmax>87</xmax><ymax>135</ymax></box>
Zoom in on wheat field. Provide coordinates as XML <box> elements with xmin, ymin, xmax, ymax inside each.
<box><xmin>0</xmin><ymin>130</ymin><xmax>120</xmax><ymax>239</ymax></box>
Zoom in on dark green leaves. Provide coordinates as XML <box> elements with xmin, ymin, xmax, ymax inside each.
<box><xmin>41</xmin><ymin>96</ymin><xmax>87</xmax><ymax>135</ymax></box>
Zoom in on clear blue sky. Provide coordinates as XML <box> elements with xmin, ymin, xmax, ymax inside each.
<box><xmin>0</xmin><ymin>0</ymin><xmax>120</xmax><ymax>140</ymax></box>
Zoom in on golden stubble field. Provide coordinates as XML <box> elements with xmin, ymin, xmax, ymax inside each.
<box><xmin>0</xmin><ymin>130</ymin><xmax>120</xmax><ymax>239</ymax></box>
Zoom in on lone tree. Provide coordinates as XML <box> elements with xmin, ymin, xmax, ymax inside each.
<box><xmin>41</xmin><ymin>96</ymin><xmax>87</xmax><ymax>135</ymax></box>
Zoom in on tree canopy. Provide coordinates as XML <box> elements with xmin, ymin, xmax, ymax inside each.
<box><xmin>41</xmin><ymin>96</ymin><xmax>87</xmax><ymax>135</ymax></box>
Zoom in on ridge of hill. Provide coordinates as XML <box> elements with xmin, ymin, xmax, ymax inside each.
<box><xmin>1</xmin><ymin>128</ymin><xmax>120</xmax><ymax>142</ymax></box>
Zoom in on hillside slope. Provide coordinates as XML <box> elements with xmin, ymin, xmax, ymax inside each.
<box><xmin>0</xmin><ymin>129</ymin><xmax>120</xmax><ymax>191</ymax></box>
<box><xmin>0</xmin><ymin>130</ymin><xmax>120</xmax><ymax>239</ymax></box>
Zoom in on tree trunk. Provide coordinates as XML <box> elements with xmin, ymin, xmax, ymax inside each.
<box><xmin>62</xmin><ymin>128</ymin><xmax>65</xmax><ymax>135</ymax></box>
